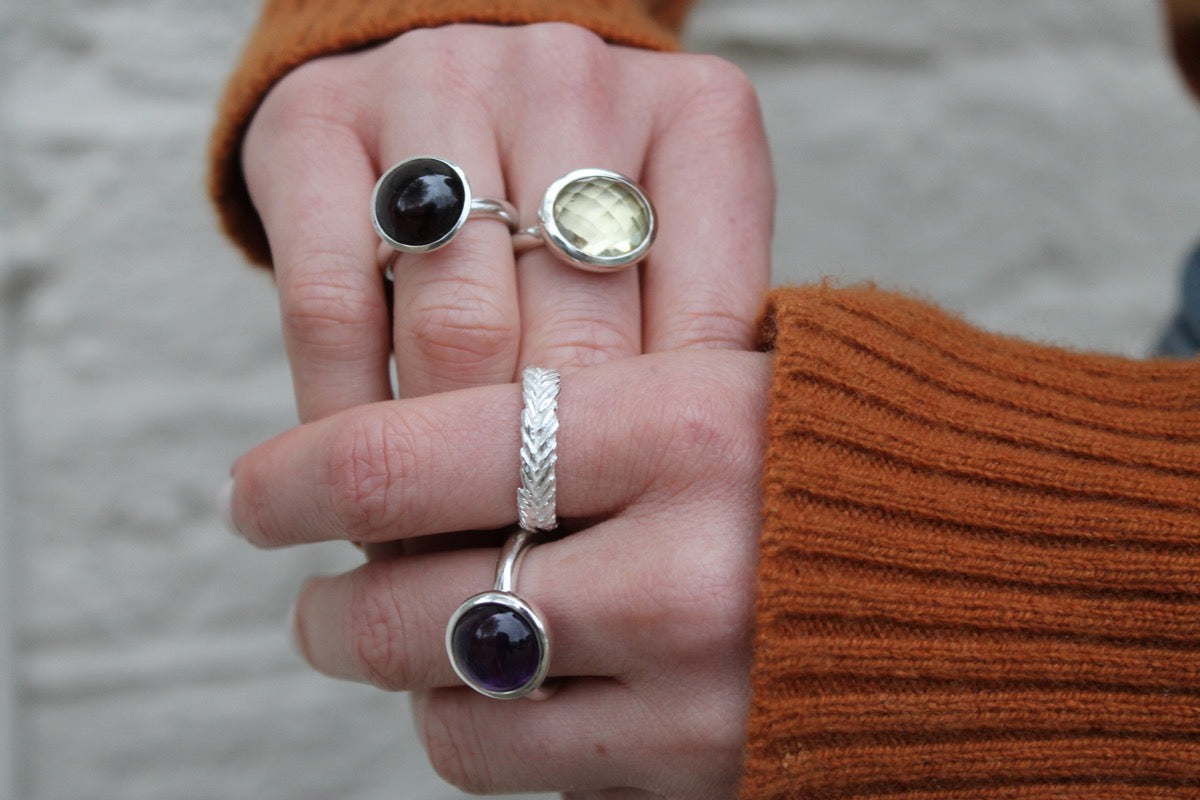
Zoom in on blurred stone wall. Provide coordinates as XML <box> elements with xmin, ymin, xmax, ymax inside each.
<box><xmin>0</xmin><ymin>1</ymin><xmax>1196</xmax><ymax>798</ymax></box>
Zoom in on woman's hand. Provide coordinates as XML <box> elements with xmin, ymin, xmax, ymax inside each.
<box><xmin>242</xmin><ymin>23</ymin><xmax>773</xmax><ymax>421</ymax></box>
<box><xmin>226</xmin><ymin>350</ymin><xmax>770</xmax><ymax>798</ymax></box>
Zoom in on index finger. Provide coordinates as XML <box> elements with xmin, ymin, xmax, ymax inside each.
<box><xmin>244</xmin><ymin>68</ymin><xmax>393</xmax><ymax>422</ymax></box>
<box><xmin>226</xmin><ymin>352</ymin><xmax>749</xmax><ymax>548</ymax></box>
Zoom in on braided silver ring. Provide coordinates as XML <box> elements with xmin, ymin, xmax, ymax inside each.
<box><xmin>446</xmin><ymin>367</ymin><xmax>560</xmax><ymax>699</ymax></box>
<box><xmin>372</xmin><ymin>156</ymin><xmax>518</xmax><ymax>254</ymax></box>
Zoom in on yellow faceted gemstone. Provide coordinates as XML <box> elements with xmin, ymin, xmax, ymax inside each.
<box><xmin>552</xmin><ymin>177</ymin><xmax>649</xmax><ymax>259</ymax></box>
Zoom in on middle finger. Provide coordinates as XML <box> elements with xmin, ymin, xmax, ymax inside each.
<box><xmin>503</xmin><ymin>30</ymin><xmax>651</xmax><ymax>372</ymax></box>
<box><xmin>372</xmin><ymin>55</ymin><xmax>519</xmax><ymax>398</ymax></box>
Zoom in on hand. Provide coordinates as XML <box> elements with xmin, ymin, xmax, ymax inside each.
<box><xmin>241</xmin><ymin>22</ymin><xmax>773</xmax><ymax>421</ymax></box>
<box><xmin>226</xmin><ymin>350</ymin><xmax>771</xmax><ymax>798</ymax></box>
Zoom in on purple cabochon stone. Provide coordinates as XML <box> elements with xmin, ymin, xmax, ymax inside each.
<box><xmin>452</xmin><ymin>603</ymin><xmax>541</xmax><ymax>693</ymax></box>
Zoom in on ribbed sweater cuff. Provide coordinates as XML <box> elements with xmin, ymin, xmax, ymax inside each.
<box><xmin>208</xmin><ymin>0</ymin><xmax>688</xmax><ymax>267</ymax></box>
<box><xmin>742</xmin><ymin>284</ymin><xmax>1200</xmax><ymax>799</ymax></box>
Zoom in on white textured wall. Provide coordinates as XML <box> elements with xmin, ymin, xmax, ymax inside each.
<box><xmin>0</xmin><ymin>1</ymin><xmax>1196</xmax><ymax>799</ymax></box>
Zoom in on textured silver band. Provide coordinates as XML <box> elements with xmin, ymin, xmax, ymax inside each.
<box><xmin>517</xmin><ymin>366</ymin><xmax>559</xmax><ymax>533</ymax></box>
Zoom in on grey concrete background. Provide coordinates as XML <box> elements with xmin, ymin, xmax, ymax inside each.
<box><xmin>1</xmin><ymin>1</ymin><xmax>1197</xmax><ymax>798</ymax></box>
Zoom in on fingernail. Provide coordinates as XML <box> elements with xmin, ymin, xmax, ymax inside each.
<box><xmin>218</xmin><ymin>477</ymin><xmax>240</xmax><ymax>538</ymax></box>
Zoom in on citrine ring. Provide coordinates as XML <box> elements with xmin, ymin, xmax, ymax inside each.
<box><xmin>515</xmin><ymin>168</ymin><xmax>656</xmax><ymax>273</ymax></box>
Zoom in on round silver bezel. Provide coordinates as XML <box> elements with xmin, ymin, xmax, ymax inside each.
<box><xmin>372</xmin><ymin>156</ymin><xmax>472</xmax><ymax>253</ymax></box>
<box><xmin>536</xmin><ymin>168</ymin><xmax>656</xmax><ymax>273</ymax></box>
<box><xmin>445</xmin><ymin>591</ymin><xmax>551</xmax><ymax>700</ymax></box>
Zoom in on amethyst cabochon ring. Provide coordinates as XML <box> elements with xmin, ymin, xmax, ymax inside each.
<box><xmin>446</xmin><ymin>367</ymin><xmax>560</xmax><ymax>700</ymax></box>
<box><xmin>372</xmin><ymin>156</ymin><xmax>518</xmax><ymax>254</ymax></box>
<box><xmin>445</xmin><ymin>529</ymin><xmax>551</xmax><ymax>699</ymax></box>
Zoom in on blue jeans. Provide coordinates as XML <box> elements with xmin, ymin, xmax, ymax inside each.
<box><xmin>1154</xmin><ymin>240</ymin><xmax>1200</xmax><ymax>357</ymax></box>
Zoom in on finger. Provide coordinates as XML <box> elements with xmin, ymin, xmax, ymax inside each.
<box><xmin>504</xmin><ymin>30</ymin><xmax>649</xmax><ymax>371</ymax></box>
<box><xmin>244</xmin><ymin>74</ymin><xmax>393</xmax><ymax>421</ymax></box>
<box><xmin>290</xmin><ymin>533</ymin><xmax>643</xmax><ymax>690</ymax></box>
<box><xmin>413</xmin><ymin>681</ymin><xmax>645</xmax><ymax>795</ymax></box>
<box><xmin>368</xmin><ymin>41</ymin><xmax>519</xmax><ymax>397</ymax></box>
<box><xmin>640</xmin><ymin>57</ymin><xmax>774</xmax><ymax>352</ymax></box>
<box><xmin>229</xmin><ymin>351</ymin><xmax>751</xmax><ymax>547</ymax></box>
<box><xmin>291</xmin><ymin>499</ymin><xmax>752</xmax><ymax>690</ymax></box>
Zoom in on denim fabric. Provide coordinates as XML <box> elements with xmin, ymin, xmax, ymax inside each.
<box><xmin>1154</xmin><ymin>240</ymin><xmax>1200</xmax><ymax>357</ymax></box>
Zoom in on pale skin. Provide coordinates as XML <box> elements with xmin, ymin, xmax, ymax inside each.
<box><xmin>242</xmin><ymin>22</ymin><xmax>774</xmax><ymax>418</ymax></box>
<box><xmin>229</xmin><ymin>351</ymin><xmax>770</xmax><ymax>797</ymax></box>
<box><xmin>235</xmin><ymin>21</ymin><xmax>774</xmax><ymax>799</ymax></box>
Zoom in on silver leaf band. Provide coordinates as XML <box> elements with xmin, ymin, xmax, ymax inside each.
<box><xmin>517</xmin><ymin>367</ymin><xmax>559</xmax><ymax>532</ymax></box>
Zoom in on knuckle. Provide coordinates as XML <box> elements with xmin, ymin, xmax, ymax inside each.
<box><xmin>524</xmin><ymin>22</ymin><xmax>608</xmax><ymax>63</ymax></box>
<box><xmin>521</xmin><ymin>23</ymin><xmax>612</xmax><ymax>102</ymax></box>
<box><xmin>385</xmin><ymin>28</ymin><xmax>494</xmax><ymax>110</ymax></box>
<box><xmin>646</xmin><ymin>541</ymin><xmax>753</xmax><ymax>659</ymax></box>
<box><xmin>535</xmin><ymin>311</ymin><xmax>640</xmax><ymax>369</ymax></box>
<box><xmin>419</xmin><ymin>694</ymin><xmax>495</xmax><ymax>793</ymax></box>
<box><xmin>685</xmin><ymin>54</ymin><xmax>758</xmax><ymax>106</ymax></box>
<box><xmin>660</xmin><ymin>692</ymin><xmax>746</xmax><ymax>795</ymax></box>
<box><xmin>347</xmin><ymin>564</ymin><xmax>411</xmax><ymax>690</ymax></box>
<box><xmin>661</xmin><ymin>304</ymin><xmax>756</xmax><ymax>352</ymax></box>
<box><xmin>635</xmin><ymin>364</ymin><xmax>762</xmax><ymax>496</ymax></box>
<box><xmin>282</xmin><ymin>265</ymin><xmax>382</xmax><ymax>348</ymax></box>
<box><xmin>325</xmin><ymin>409</ymin><xmax>422</xmax><ymax>538</ymax></box>
<box><xmin>256</xmin><ymin>57</ymin><xmax>362</xmax><ymax>135</ymax></box>
<box><xmin>666</xmin><ymin>381</ymin><xmax>738</xmax><ymax>466</ymax></box>
<box><xmin>232</xmin><ymin>458</ymin><xmax>278</xmax><ymax>547</ymax></box>
<box><xmin>404</xmin><ymin>285</ymin><xmax>518</xmax><ymax>374</ymax></box>
<box><xmin>678</xmin><ymin>55</ymin><xmax>766</xmax><ymax>140</ymax></box>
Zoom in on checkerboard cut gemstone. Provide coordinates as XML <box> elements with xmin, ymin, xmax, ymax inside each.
<box><xmin>553</xmin><ymin>176</ymin><xmax>649</xmax><ymax>259</ymax></box>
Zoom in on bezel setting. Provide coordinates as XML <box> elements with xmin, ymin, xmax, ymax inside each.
<box><xmin>537</xmin><ymin>168</ymin><xmax>656</xmax><ymax>273</ymax></box>
<box><xmin>371</xmin><ymin>156</ymin><xmax>472</xmax><ymax>253</ymax></box>
<box><xmin>445</xmin><ymin>591</ymin><xmax>551</xmax><ymax>700</ymax></box>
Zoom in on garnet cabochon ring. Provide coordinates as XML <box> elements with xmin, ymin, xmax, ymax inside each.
<box><xmin>446</xmin><ymin>367</ymin><xmax>560</xmax><ymax>700</ymax></box>
<box><xmin>372</xmin><ymin>156</ymin><xmax>519</xmax><ymax>254</ymax></box>
<box><xmin>515</xmin><ymin>168</ymin><xmax>657</xmax><ymax>273</ymax></box>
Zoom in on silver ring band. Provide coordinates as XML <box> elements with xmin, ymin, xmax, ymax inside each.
<box><xmin>517</xmin><ymin>367</ymin><xmax>560</xmax><ymax>533</ymax></box>
<box><xmin>469</xmin><ymin>196</ymin><xmax>519</xmax><ymax>231</ymax></box>
<box><xmin>372</xmin><ymin>155</ymin><xmax>516</xmax><ymax>254</ymax></box>
<box><xmin>446</xmin><ymin>366</ymin><xmax>562</xmax><ymax>700</ymax></box>
<box><xmin>515</xmin><ymin>168</ymin><xmax>656</xmax><ymax>273</ymax></box>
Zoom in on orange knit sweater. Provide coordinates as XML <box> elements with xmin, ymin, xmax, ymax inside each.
<box><xmin>209</xmin><ymin>3</ymin><xmax>1200</xmax><ymax>797</ymax></box>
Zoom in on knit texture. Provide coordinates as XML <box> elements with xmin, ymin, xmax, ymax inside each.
<box><xmin>743</xmin><ymin>284</ymin><xmax>1200</xmax><ymax>799</ymax></box>
<box><xmin>207</xmin><ymin>0</ymin><xmax>692</xmax><ymax>267</ymax></box>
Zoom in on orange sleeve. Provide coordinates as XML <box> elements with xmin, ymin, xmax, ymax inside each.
<box><xmin>1166</xmin><ymin>0</ymin><xmax>1200</xmax><ymax>100</ymax></box>
<box><xmin>208</xmin><ymin>0</ymin><xmax>694</xmax><ymax>267</ymax></box>
<box><xmin>743</xmin><ymin>284</ymin><xmax>1200</xmax><ymax>798</ymax></box>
